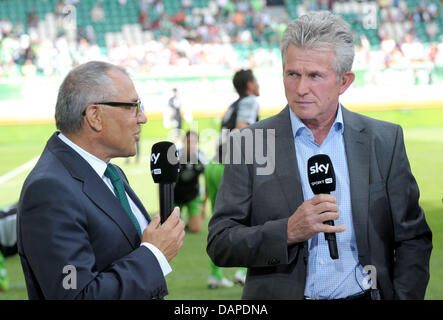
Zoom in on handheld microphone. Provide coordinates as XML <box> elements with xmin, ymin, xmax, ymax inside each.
<box><xmin>307</xmin><ymin>154</ymin><xmax>339</xmax><ymax>260</ymax></box>
<box><xmin>150</xmin><ymin>142</ymin><xmax>180</xmax><ymax>223</ymax></box>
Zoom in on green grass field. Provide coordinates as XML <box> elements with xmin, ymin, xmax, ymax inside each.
<box><xmin>0</xmin><ymin>108</ymin><xmax>442</xmax><ymax>300</ymax></box>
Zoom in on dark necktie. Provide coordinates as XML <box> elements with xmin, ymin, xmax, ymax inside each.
<box><xmin>104</xmin><ymin>164</ymin><xmax>142</xmax><ymax>237</ymax></box>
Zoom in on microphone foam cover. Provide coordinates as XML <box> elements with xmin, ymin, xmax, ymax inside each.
<box><xmin>307</xmin><ymin>154</ymin><xmax>336</xmax><ymax>194</ymax></box>
<box><xmin>150</xmin><ymin>141</ymin><xmax>180</xmax><ymax>184</ymax></box>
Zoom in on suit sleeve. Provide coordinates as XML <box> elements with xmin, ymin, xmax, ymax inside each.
<box><xmin>387</xmin><ymin>126</ymin><xmax>432</xmax><ymax>299</ymax></box>
<box><xmin>19</xmin><ymin>177</ymin><xmax>167</xmax><ymax>300</ymax></box>
<box><xmin>207</xmin><ymin>133</ymin><xmax>296</xmax><ymax>268</ymax></box>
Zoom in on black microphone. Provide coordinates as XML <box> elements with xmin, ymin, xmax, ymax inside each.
<box><xmin>150</xmin><ymin>142</ymin><xmax>180</xmax><ymax>224</ymax></box>
<box><xmin>307</xmin><ymin>154</ymin><xmax>339</xmax><ymax>260</ymax></box>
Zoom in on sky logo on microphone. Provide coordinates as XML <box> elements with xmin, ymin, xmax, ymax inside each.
<box><xmin>309</xmin><ymin>162</ymin><xmax>329</xmax><ymax>175</ymax></box>
<box><xmin>151</xmin><ymin>153</ymin><xmax>160</xmax><ymax>165</ymax></box>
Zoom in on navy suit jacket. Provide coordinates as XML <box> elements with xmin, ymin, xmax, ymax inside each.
<box><xmin>17</xmin><ymin>132</ymin><xmax>167</xmax><ymax>299</ymax></box>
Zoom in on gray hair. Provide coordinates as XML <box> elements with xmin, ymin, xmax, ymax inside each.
<box><xmin>55</xmin><ymin>61</ymin><xmax>127</xmax><ymax>134</ymax></box>
<box><xmin>280</xmin><ymin>11</ymin><xmax>355</xmax><ymax>78</ymax></box>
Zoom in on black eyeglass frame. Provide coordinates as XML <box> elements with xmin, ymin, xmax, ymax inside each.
<box><xmin>82</xmin><ymin>100</ymin><xmax>142</xmax><ymax>116</ymax></box>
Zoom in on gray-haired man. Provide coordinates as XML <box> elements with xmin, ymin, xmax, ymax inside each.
<box><xmin>207</xmin><ymin>11</ymin><xmax>432</xmax><ymax>300</ymax></box>
<box><xmin>18</xmin><ymin>61</ymin><xmax>185</xmax><ymax>299</ymax></box>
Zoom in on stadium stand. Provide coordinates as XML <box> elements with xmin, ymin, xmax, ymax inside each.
<box><xmin>0</xmin><ymin>0</ymin><xmax>441</xmax><ymax>79</ymax></box>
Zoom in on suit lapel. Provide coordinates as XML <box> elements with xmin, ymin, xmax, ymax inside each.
<box><xmin>273</xmin><ymin>107</ymin><xmax>304</xmax><ymax>216</ymax></box>
<box><xmin>122</xmin><ymin>179</ymin><xmax>151</xmax><ymax>223</ymax></box>
<box><xmin>342</xmin><ymin>108</ymin><xmax>370</xmax><ymax>265</ymax></box>
<box><xmin>47</xmin><ymin>133</ymin><xmax>141</xmax><ymax>248</ymax></box>
<box><xmin>112</xmin><ymin>164</ymin><xmax>152</xmax><ymax>224</ymax></box>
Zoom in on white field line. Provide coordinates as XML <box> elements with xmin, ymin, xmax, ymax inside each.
<box><xmin>0</xmin><ymin>157</ymin><xmax>39</xmax><ymax>185</ymax></box>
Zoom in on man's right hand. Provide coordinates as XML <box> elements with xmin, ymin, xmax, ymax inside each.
<box><xmin>287</xmin><ymin>194</ymin><xmax>346</xmax><ymax>245</ymax></box>
<box><xmin>142</xmin><ymin>207</ymin><xmax>185</xmax><ymax>262</ymax></box>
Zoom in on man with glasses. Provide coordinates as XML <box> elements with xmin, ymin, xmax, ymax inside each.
<box><xmin>17</xmin><ymin>61</ymin><xmax>185</xmax><ymax>299</ymax></box>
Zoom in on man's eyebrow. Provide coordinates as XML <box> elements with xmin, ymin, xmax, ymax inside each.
<box><xmin>285</xmin><ymin>68</ymin><xmax>325</xmax><ymax>75</ymax></box>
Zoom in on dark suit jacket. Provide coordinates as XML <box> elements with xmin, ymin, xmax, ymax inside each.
<box><xmin>17</xmin><ymin>132</ymin><xmax>167</xmax><ymax>299</ymax></box>
<box><xmin>207</xmin><ymin>106</ymin><xmax>432</xmax><ymax>300</ymax></box>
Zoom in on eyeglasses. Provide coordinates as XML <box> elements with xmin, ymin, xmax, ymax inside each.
<box><xmin>82</xmin><ymin>100</ymin><xmax>144</xmax><ymax>116</ymax></box>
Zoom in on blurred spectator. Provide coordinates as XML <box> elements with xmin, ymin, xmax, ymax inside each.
<box><xmin>139</xmin><ymin>0</ymin><xmax>154</xmax><ymax>11</ymax></box>
<box><xmin>401</xmin><ymin>33</ymin><xmax>426</xmax><ymax>61</ymax></box>
<box><xmin>308</xmin><ymin>0</ymin><xmax>319</xmax><ymax>11</ymax></box>
<box><xmin>0</xmin><ymin>17</ymin><xmax>13</xmax><ymax>36</ymax></box>
<box><xmin>0</xmin><ymin>60</ymin><xmax>21</xmax><ymax>78</ymax></box>
<box><xmin>12</xmin><ymin>19</ymin><xmax>25</xmax><ymax>36</ymax></box>
<box><xmin>139</xmin><ymin>9</ymin><xmax>151</xmax><ymax>31</ymax></box>
<box><xmin>426</xmin><ymin>19</ymin><xmax>438</xmax><ymax>39</ymax></box>
<box><xmin>318</xmin><ymin>0</ymin><xmax>328</xmax><ymax>10</ymax></box>
<box><xmin>26</xmin><ymin>7</ymin><xmax>39</xmax><ymax>29</ymax></box>
<box><xmin>54</xmin><ymin>0</ymin><xmax>65</xmax><ymax>29</ymax></box>
<box><xmin>251</xmin><ymin>0</ymin><xmax>264</xmax><ymax>12</ymax></box>
<box><xmin>232</xmin><ymin>10</ymin><xmax>245</xmax><ymax>27</ymax></box>
<box><xmin>182</xmin><ymin>0</ymin><xmax>193</xmax><ymax>9</ymax></box>
<box><xmin>21</xmin><ymin>59</ymin><xmax>37</xmax><ymax>77</ymax></box>
<box><xmin>171</xmin><ymin>9</ymin><xmax>186</xmax><ymax>27</ymax></box>
<box><xmin>224</xmin><ymin>0</ymin><xmax>237</xmax><ymax>16</ymax></box>
<box><xmin>0</xmin><ymin>0</ymin><xmax>441</xmax><ymax>83</ymax></box>
<box><xmin>26</xmin><ymin>7</ymin><xmax>39</xmax><ymax>40</ymax></box>
<box><xmin>153</xmin><ymin>0</ymin><xmax>165</xmax><ymax>16</ymax></box>
<box><xmin>91</xmin><ymin>2</ymin><xmax>105</xmax><ymax>22</ymax></box>
<box><xmin>427</xmin><ymin>1</ymin><xmax>438</xmax><ymax>20</ymax></box>
<box><xmin>77</xmin><ymin>25</ymin><xmax>96</xmax><ymax>44</ymax></box>
<box><xmin>237</xmin><ymin>0</ymin><xmax>250</xmax><ymax>12</ymax></box>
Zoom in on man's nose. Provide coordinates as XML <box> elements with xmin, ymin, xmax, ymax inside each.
<box><xmin>296</xmin><ymin>77</ymin><xmax>309</xmax><ymax>96</ymax></box>
<box><xmin>138</xmin><ymin>108</ymin><xmax>147</xmax><ymax>124</ymax></box>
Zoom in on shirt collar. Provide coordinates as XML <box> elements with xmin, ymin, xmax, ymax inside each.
<box><xmin>57</xmin><ymin>132</ymin><xmax>109</xmax><ymax>178</ymax></box>
<box><xmin>289</xmin><ymin>103</ymin><xmax>344</xmax><ymax>138</ymax></box>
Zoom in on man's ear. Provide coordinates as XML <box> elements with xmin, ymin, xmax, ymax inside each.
<box><xmin>84</xmin><ymin>104</ymin><xmax>103</xmax><ymax>132</ymax></box>
<box><xmin>338</xmin><ymin>71</ymin><xmax>355</xmax><ymax>95</ymax></box>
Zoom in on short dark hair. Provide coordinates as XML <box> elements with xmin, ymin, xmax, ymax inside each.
<box><xmin>232</xmin><ymin>69</ymin><xmax>254</xmax><ymax>96</ymax></box>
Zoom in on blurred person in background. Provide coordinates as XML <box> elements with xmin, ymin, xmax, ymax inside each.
<box><xmin>205</xmin><ymin>68</ymin><xmax>261</xmax><ymax>289</ymax></box>
<box><xmin>167</xmin><ymin>87</ymin><xmax>183</xmax><ymax>145</ymax></box>
<box><xmin>91</xmin><ymin>2</ymin><xmax>105</xmax><ymax>23</ymax></box>
<box><xmin>174</xmin><ymin>131</ymin><xmax>208</xmax><ymax>234</ymax></box>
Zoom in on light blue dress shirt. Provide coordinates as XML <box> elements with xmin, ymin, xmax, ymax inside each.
<box><xmin>288</xmin><ymin>105</ymin><xmax>368</xmax><ymax>299</ymax></box>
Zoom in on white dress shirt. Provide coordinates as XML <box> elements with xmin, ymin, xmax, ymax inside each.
<box><xmin>58</xmin><ymin>133</ymin><xmax>171</xmax><ymax>276</ymax></box>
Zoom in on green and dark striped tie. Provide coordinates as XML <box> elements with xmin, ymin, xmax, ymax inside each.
<box><xmin>104</xmin><ymin>164</ymin><xmax>142</xmax><ymax>237</ymax></box>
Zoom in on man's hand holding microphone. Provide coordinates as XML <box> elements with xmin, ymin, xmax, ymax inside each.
<box><xmin>287</xmin><ymin>154</ymin><xmax>345</xmax><ymax>259</ymax></box>
<box><xmin>142</xmin><ymin>208</ymin><xmax>185</xmax><ymax>262</ymax></box>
